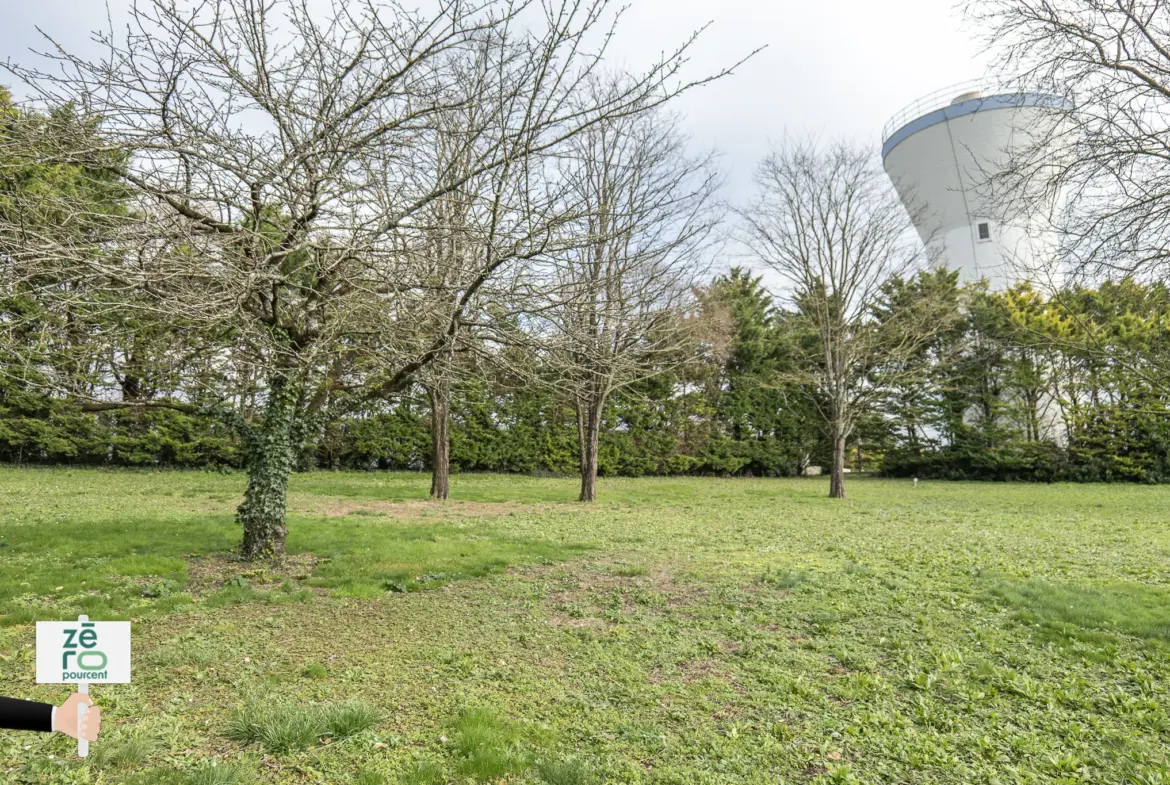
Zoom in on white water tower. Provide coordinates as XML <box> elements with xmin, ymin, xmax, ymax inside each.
<box><xmin>881</xmin><ymin>82</ymin><xmax>1075</xmax><ymax>288</ymax></box>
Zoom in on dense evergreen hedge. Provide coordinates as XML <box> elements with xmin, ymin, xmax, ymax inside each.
<box><xmin>3</xmin><ymin>272</ymin><xmax>1169</xmax><ymax>484</ymax></box>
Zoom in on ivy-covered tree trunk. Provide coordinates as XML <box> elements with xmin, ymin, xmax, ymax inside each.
<box><xmin>428</xmin><ymin>381</ymin><xmax>451</xmax><ymax>500</ymax></box>
<box><xmin>238</xmin><ymin>372</ymin><xmax>302</xmax><ymax>561</ymax></box>
<box><xmin>576</xmin><ymin>396</ymin><xmax>603</xmax><ymax>503</ymax></box>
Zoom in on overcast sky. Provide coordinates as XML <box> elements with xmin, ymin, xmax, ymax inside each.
<box><xmin>0</xmin><ymin>0</ymin><xmax>990</xmax><ymax>202</ymax></box>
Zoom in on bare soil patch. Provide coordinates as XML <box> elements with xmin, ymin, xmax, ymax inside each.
<box><xmin>678</xmin><ymin>658</ymin><xmax>725</xmax><ymax>684</ymax></box>
<box><xmin>184</xmin><ymin>552</ymin><xmax>320</xmax><ymax>595</ymax></box>
<box><xmin>289</xmin><ymin>498</ymin><xmax>549</xmax><ymax>520</ymax></box>
<box><xmin>522</xmin><ymin>559</ymin><xmax>708</xmax><ymax>611</ymax></box>
<box><xmin>546</xmin><ymin>613</ymin><xmax>609</xmax><ymax>630</ymax></box>
<box><xmin>647</xmin><ymin>659</ymin><xmax>729</xmax><ymax>685</ymax></box>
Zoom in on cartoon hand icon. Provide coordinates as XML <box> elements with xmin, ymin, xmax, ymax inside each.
<box><xmin>54</xmin><ymin>693</ymin><xmax>100</xmax><ymax>742</ymax></box>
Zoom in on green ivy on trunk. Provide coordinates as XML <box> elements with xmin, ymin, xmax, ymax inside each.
<box><xmin>237</xmin><ymin>372</ymin><xmax>303</xmax><ymax>561</ymax></box>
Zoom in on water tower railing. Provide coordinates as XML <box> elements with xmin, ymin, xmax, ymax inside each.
<box><xmin>881</xmin><ymin>79</ymin><xmax>1008</xmax><ymax>145</ymax></box>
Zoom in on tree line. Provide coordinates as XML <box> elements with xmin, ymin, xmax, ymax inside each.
<box><xmin>6</xmin><ymin>261</ymin><xmax>1170</xmax><ymax>481</ymax></box>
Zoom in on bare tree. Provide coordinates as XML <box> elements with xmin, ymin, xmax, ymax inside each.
<box><xmin>0</xmin><ymin>0</ymin><xmax>754</xmax><ymax>558</ymax></box>
<box><xmin>390</xmin><ymin>97</ymin><xmax>487</xmax><ymax>502</ymax></box>
<box><xmin>740</xmin><ymin>140</ymin><xmax>952</xmax><ymax>499</ymax></box>
<box><xmin>537</xmin><ymin>91</ymin><xmax>723</xmax><ymax>502</ymax></box>
<box><xmin>966</xmin><ymin>0</ymin><xmax>1170</xmax><ymax>282</ymax></box>
<box><xmin>390</xmin><ymin>52</ymin><xmax>574</xmax><ymax>501</ymax></box>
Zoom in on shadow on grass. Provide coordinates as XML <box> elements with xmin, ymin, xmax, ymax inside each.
<box><xmin>0</xmin><ymin>509</ymin><xmax>590</xmax><ymax>624</ymax></box>
<box><xmin>988</xmin><ymin>576</ymin><xmax>1170</xmax><ymax>644</ymax></box>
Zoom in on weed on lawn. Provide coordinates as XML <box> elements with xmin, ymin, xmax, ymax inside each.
<box><xmin>228</xmin><ymin>700</ymin><xmax>379</xmax><ymax>753</ymax></box>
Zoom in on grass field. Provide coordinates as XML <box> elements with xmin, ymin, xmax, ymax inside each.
<box><xmin>3</xmin><ymin>469</ymin><xmax>1170</xmax><ymax>784</ymax></box>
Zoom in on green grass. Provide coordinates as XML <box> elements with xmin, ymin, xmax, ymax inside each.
<box><xmin>759</xmin><ymin>566</ymin><xmax>811</xmax><ymax>588</ymax></box>
<box><xmin>397</xmin><ymin>760</ymin><xmax>445</xmax><ymax>785</ymax></box>
<box><xmin>353</xmin><ymin>769</ymin><xmax>388</xmax><ymax>785</ymax></box>
<box><xmin>452</xmin><ymin>707</ymin><xmax>529</xmax><ymax>780</ymax></box>
<box><xmin>227</xmin><ymin>700</ymin><xmax>380</xmax><ymax>753</ymax></box>
<box><xmin>227</xmin><ymin>702</ymin><xmax>324</xmax><ymax>753</ymax></box>
<box><xmin>990</xmin><ymin>576</ymin><xmax>1170</xmax><ymax>641</ymax></box>
<box><xmin>536</xmin><ymin>756</ymin><xmax>595</xmax><ymax>785</ymax></box>
<box><xmin>86</xmin><ymin>733</ymin><xmax>159</xmax><ymax>769</ymax></box>
<box><xmin>5</xmin><ymin>470</ymin><xmax>1170</xmax><ymax>783</ymax></box>
<box><xmin>302</xmin><ymin>661</ymin><xmax>328</xmax><ymax>679</ymax></box>
<box><xmin>608</xmin><ymin>563</ymin><xmax>649</xmax><ymax>577</ymax></box>
<box><xmin>127</xmin><ymin>760</ymin><xmax>255</xmax><ymax>785</ymax></box>
<box><xmin>0</xmin><ymin>468</ymin><xmax>591</xmax><ymax>624</ymax></box>
<box><xmin>324</xmin><ymin>701</ymin><xmax>381</xmax><ymax>740</ymax></box>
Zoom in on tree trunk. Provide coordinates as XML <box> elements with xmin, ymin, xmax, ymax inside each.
<box><xmin>120</xmin><ymin>374</ymin><xmax>142</xmax><ymax>402</ymax></box>
<box><xmin>428</xmin><ymin>381</ymin><xmax>451</xmax><ymax>500</ymax></box>
<box><xmin>237</xmin><ymin>373</ymin><xmax>301</xmax><ymax>561</ymax></box>
<box><xmin>576</xmin><ymin>397</ymin><xmax>602</xmax><ymax>503</ymax></box>
<box><xmin>829</xmin><ymin>423</ymin><xmax>847</xmax><ymax>499</ymax></box>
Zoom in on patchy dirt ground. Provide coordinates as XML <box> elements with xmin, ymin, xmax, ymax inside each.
<box><xmin>183</xmin><ymin>552</ymin><xmax>321</xmax><ymax>595</ymax></box>
<box><xmin>288</xmin><ymin>497</ymin><xmax>553</xmax><ymax>520</ymax></box>
<box><xmin>527</xmin><ymin>559</ymin><xmax>708</xmax><ymax>608</ymax></box>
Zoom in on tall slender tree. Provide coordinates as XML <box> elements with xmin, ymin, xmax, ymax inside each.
<box><xmin>538</xmin><ymin>89</ymin><xmax>723</xmax><ymax>502</ymax></box>
<box><xmin>740</xmin><ymin>140</ymin><xmax>954</xmax><ymax>498</ymax></box>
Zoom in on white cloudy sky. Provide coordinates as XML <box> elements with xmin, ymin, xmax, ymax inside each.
<box><xmin>0</xmin><ymin>0</ymin><xmax>991</xmax><ymax>201</ymax></box>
